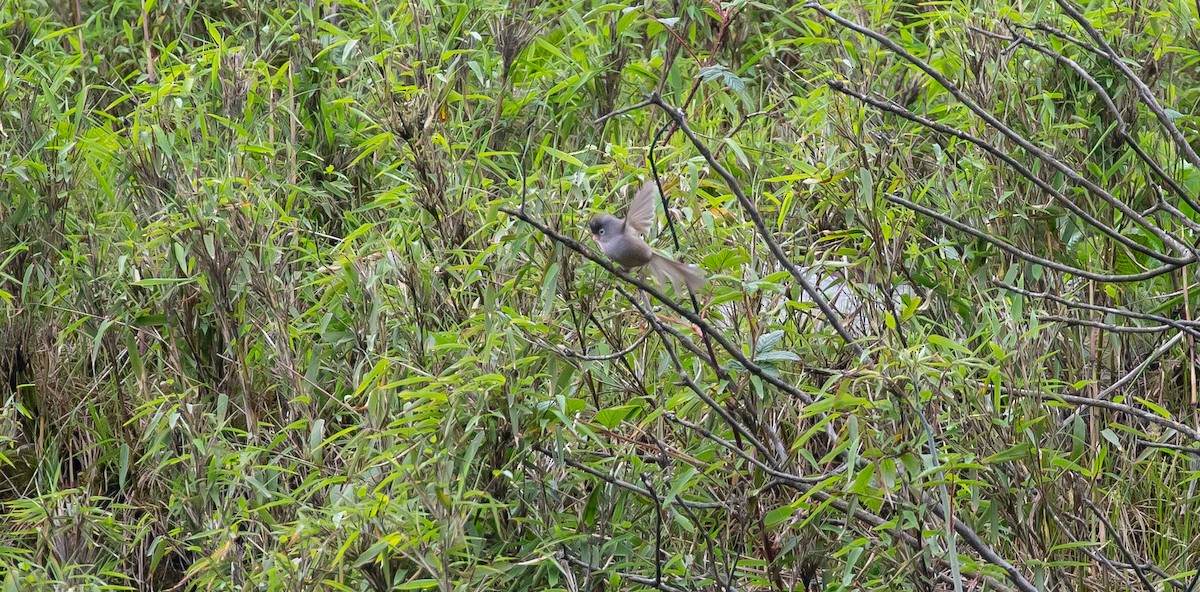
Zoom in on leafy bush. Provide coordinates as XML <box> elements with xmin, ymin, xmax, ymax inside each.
<box><xmin>1</xmin><ymin>0</ymin><xmax>1198</xmax><ymax>591</ymax></box>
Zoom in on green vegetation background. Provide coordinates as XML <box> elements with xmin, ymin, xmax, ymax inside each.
<box><xmin>1</xmin><ymin>0</ymin><xmax>1199</xmax><ymax>590</ymax></box>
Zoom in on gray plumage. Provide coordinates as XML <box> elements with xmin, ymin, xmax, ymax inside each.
<box><xmin>588</xmin><ymin>181</ymin><xmax>706</xmax><ymax>293</ymax></box>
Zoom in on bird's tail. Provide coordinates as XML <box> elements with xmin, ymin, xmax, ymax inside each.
<box><xmin>647</xmin><ymin>253</ymin><xmax>706</xmax><ymax>294</ymax></box>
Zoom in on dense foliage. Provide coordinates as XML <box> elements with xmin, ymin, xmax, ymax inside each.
<box><xmin>2</xmin><ymin>0</ymin><xmax>1200</xmax><ymax>590</ymax></box>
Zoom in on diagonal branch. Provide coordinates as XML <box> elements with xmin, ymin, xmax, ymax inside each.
<box><xmin>562</xmin><ymin>550</ymin><xmax>692</xmax><ymax>592</ymax></box>
<box><xmin>643</xmin><ymin>93</ymin><xmax>864</xmax><ymax>353</ymax></box>
<box><xmin>993</xmin><ymin>281</ymin><xmax>1200</xmax><ymax>339</ymax></box>
<box><xmin>532</xmin><ymin>444</ymin><xmax>726</xmax><ymax>510</ymax></box>
<box><xmin>1082</xmin><ymin>496</ymin><xmax>1157</xmax><ymax>592</ymax></box>
<box><xmin>502</xmin><ymin>206</ymin><xmax>824</xmax><ymax>409</ymax></box>
<box><xmin>609</xmin><ymin>283</ymin><xmax>778</xmax><ymax>463</ymax></box>
<box><xmin>827</xmin><ymin>79</ymin><xmax>1191</xmax><ymax>266</ymax></box>
<box><xmin>979</xmin><ymin>26</ymin><xmax>1200</xmax><ymax>216</ymax></box>
<box><xmin>976</xmin><ymin>380</ymin><xmax>1200</xmax><ymax>440</ymax></box>
<box><xmin>885</xmin><ymin>193</ymin><xmax>1183</xmax><ymax>282</ymax></box>
<box><xmin>1059</xmin><ymin>331</ymin><xmax>1187</xmax><ymax>428</ymax></box>
<box><xmin>806</xmin><ymin>2</ymin><xmax>1194</xmax><ymax>258</ymax></box>
<box><xmin>1041</xmin><ymin>315</ymin><xmax>1171</xmax><ymax>334</ymax></box>
<box><xmin>1054</xmin><ymin>0</ymin><xmax>1200</xmax><ymax>173</ymax></box>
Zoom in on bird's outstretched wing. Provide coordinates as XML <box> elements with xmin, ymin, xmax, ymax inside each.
<box><xmin>623</xmin><ymin>180</ymin><xmax>657</xmax><ymax>235</ymax></box>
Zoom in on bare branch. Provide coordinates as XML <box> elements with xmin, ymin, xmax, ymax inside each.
<box><xmin>884</xmin><ymin>193</ymin><xmax>1183</xmax><ymax>283</ymax></box>
<box><xmin>827</xmin><ymin>80</ymin><xmax>1190</xmax><ymax>266</ymax></box>
<box><xmin>643</xmin><ymin>93</ymin><xmax>865</xmax><ymax>352</ymax></box>
<box><xmin>978</xmin><ymin>380</ymin><xmax>1200</xmax><ymax>440</ymax></box>
<box><xmin>593</xmin><ymin>98</ymin><xmax>654</xmax><ymax>126</ymax></box>
<box><xmin>1054</xmin><ymin>0</ymin><xmax>1200</xmax><ymax>173</ymax></box>
<box><xmin>993</xmin><ymin>281</ymin><xmax>1200</xmax><ymax>339</ymax></box>
<box><xmin>665</xmin><ymin>413</ymin><xmax>831</xmax><ymax>486</ymax></box>
<box><xmin>1082</xmin><ymin>496</ymin><xmax>1157</xmax><ymax>592</ymax></box>
<box><xmin>559</xmin><ymin>328</ymin><xmax>650</xmax><ymax>361</ymax></box>
<box><xmin>562</xmin><ymin>550</ymin><xmax>692</xmax><ymax>592</ymax></box>
<box><xmin>1041</xmin><ymin>314</ymin><xmax>1171</xmax><ymax>334</ymax></box>
<box><xmin>807</xmin><ymin>2</ymin><xmax>1194</xmax><ymax>258</ymax></box>
<box><xmin>532</xmin><ymin>444</ymin><xmax>725</xmax><ymax>510</ymax></box>
<box><xmin>1018</xmin><ymin>22</ymin><xmax>1106</xmax><ymax>57</ymax></box>
<box><xmin>1135</xmin><ymin>439</ymin><xmax>1200</xmax><ymax>455</ymax></box>
<box><xmin>1060</xmin><ymin>331</ymin><xmax>1186</xmax><ymax>428</ymax></box>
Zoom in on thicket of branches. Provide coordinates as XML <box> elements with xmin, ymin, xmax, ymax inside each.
<box><xmin>0</xmin><ymin>0</ymin><xmax>1199</xmax><ymax>590</ymax></box>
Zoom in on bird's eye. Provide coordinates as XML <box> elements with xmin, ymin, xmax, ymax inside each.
<box><xmin>598</xmin><ymin>228</ymin><xmax>605</xmax><ymax>235</ymax></box>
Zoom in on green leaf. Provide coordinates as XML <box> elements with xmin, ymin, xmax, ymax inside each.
<box><xmin>349</xmin><ymin>132</ymin><xmax>393</xmax><ymax>167</ymax></box>
<box><xmin>542</xmin><ymin>145</ymin><xmax>584</xmax><ymax>168</ymax></box>
<box><xmin>755</xmin><ymin>350</ymin><xmax>801</xmax><ymax>363</ymax></box>
<box><xmin>91</xmin><ymin>318</ymin><xmax>116</xmax><ymax>363</ymax></box>
<box><xmin>540</xmin><ymin>262</ymin><xmax>561</xmax><ymax>318</ymax></box>
<box><xmin>756</xmin><ymin>330</ymin><xmax>785</xmax><ymax>352</ymax></box>
<box><xmin>901</xmin><ymin>295</ymin><xmax>921</xmax><ymax>321</ymax></box>
<box><xmin>984</xmin><ymin>442</ymin><xmax>1032</xmax><ymax>463</ymax></box>
<box><xmin>764</xmin><ymin>503</ymin><xmax>796</xmax><ymax>528</ymax></box>
<box><xmin>130</xmin><ymin>277</ymin><xmax>195</xmax><ymax>287</ymax></box>
<box><xmin>697</xmin><ymin>64</ymin><xmax>748</xmax><ymax>102</ymax></box>
<box><xmin>118</xmin><ymin>443</ymin><xmax>130</xmax><ymax>490</ymax></box>
<box><xmin>1135</xmin><ymin>398</ymin><xmax>1172</xmax><ymax>419</ymax></box>
<box><xmin>534</xmin><ymin>36</ymin><xmax>570</xmax><ymax>63</ymax></box>
<box><xmin>396</xmin><ymin>580</ymin><xmax>439</xmax><ymax>590</ymax></box>
<box><xmin>928</xmin><ymin>334</ymin><xmax>972</xmax><ymax>355</ymax></box>
<box><xmin>352</xmin><ymin>536</ymin><xmax>397</xmax><ymax>568</ymax></box>
<box><xmin>594</xmin><ymin>405</ymin><xmax>636</xmax><ymax>429</ymax></box>
<box><xmin>1050</xmin><ymin>457</ymin><xmax>1090</xmax><ymax>475</ymax></box>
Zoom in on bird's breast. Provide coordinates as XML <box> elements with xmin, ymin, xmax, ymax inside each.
<box><xmin>605</xmin><ymin>236</ymin><xmax>653</xmax><ymax>267</ymax></box>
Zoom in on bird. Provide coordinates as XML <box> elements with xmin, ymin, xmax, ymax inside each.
<box><xmin>587</xmin><ymin>180</ymin><xmax>706</xmax><ymax>293</ymax></box>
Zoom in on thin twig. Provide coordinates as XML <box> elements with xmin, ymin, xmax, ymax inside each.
<box><xmin>1018</xmin><ymin>22</ymin><xmax>1106</xmax><ymax>57</ymax></box>
<box><xmin>640</xmin><ymin>473</ymin><xmax>665</xmax><ymax>588</ymax></box>
<box><xmin>1041</xmin><ymin>315</ymin><xmax>1171</xmax><ymax>334</ymax></box>
<box><xmin>1135</xmin><ymin>439</ymin><xmax>1200</xmax><ymax>455</ymax></box>
<box><xmin>593</xmin><ymin>98</ymin><xmax>654</xmax><ymax>125</ymax></box>
<box><xmin>560</xmin><ymin>328</ymin><xmax>651</xmax><ymax>361</ymax></box>
<box><xmin>645</xmin><ymin>134</ymin><xmax>724</xmax><ymax>374</ymax></box>
<box><xmin>645</xmin><ymin>93</ymin><xmax>864</xmax><ymax>351</ymax></box>
<box><xmin>808</xmin><ymin>2</ymin><xmax>1193</xmax><ymax>257</ymax></box>
<box><xmin>532</xmin><ymin>444</ymin><xmax>725</xmax><ymax>510</ymax></box>
<box><xmin>884</xmin><ymin>193</ymin><xmax>1183</xmax><ymax>283</ymax></box>
<box><xmin>827</xmin><ymin>80</ymin><xmax>1191</xmax><ymax>265</ymax></box>
<box><xmin>977</xmin><ymin>379</ymin><xmax>1200</xmax><ymax>440</ymax></box>
<box><xmin>665</xmin><ymin>414</ymin><xmax>830</xmax><ymax>485</ymax></box>
<box><xmin>678</xmin><ymin>502</ymin><xmax>734</xmax><ymax>591</ymax></box>
<box><xmin>1082</xmin><ymin>497</ymin><xmax>1157</xmax><ymax>592</ymax></box>
<box><xmin>561</xmin><ymin>550</ymin><xmax>691</xmax><ymax>592</ymax></box>
<box><xmin>1060</xmin><ymin>331</ymin><xmax>1186</xmax><ymax>428</ymax></box>
<box><xmin>917</xmin><ymin>490</ymin><xmax>1038</xmax><ymax>592</ymax></box>
<box><xmin>994</xmin><ymin>281</ymin><xmax>1200</xmax><ymax>338</ymax></box>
